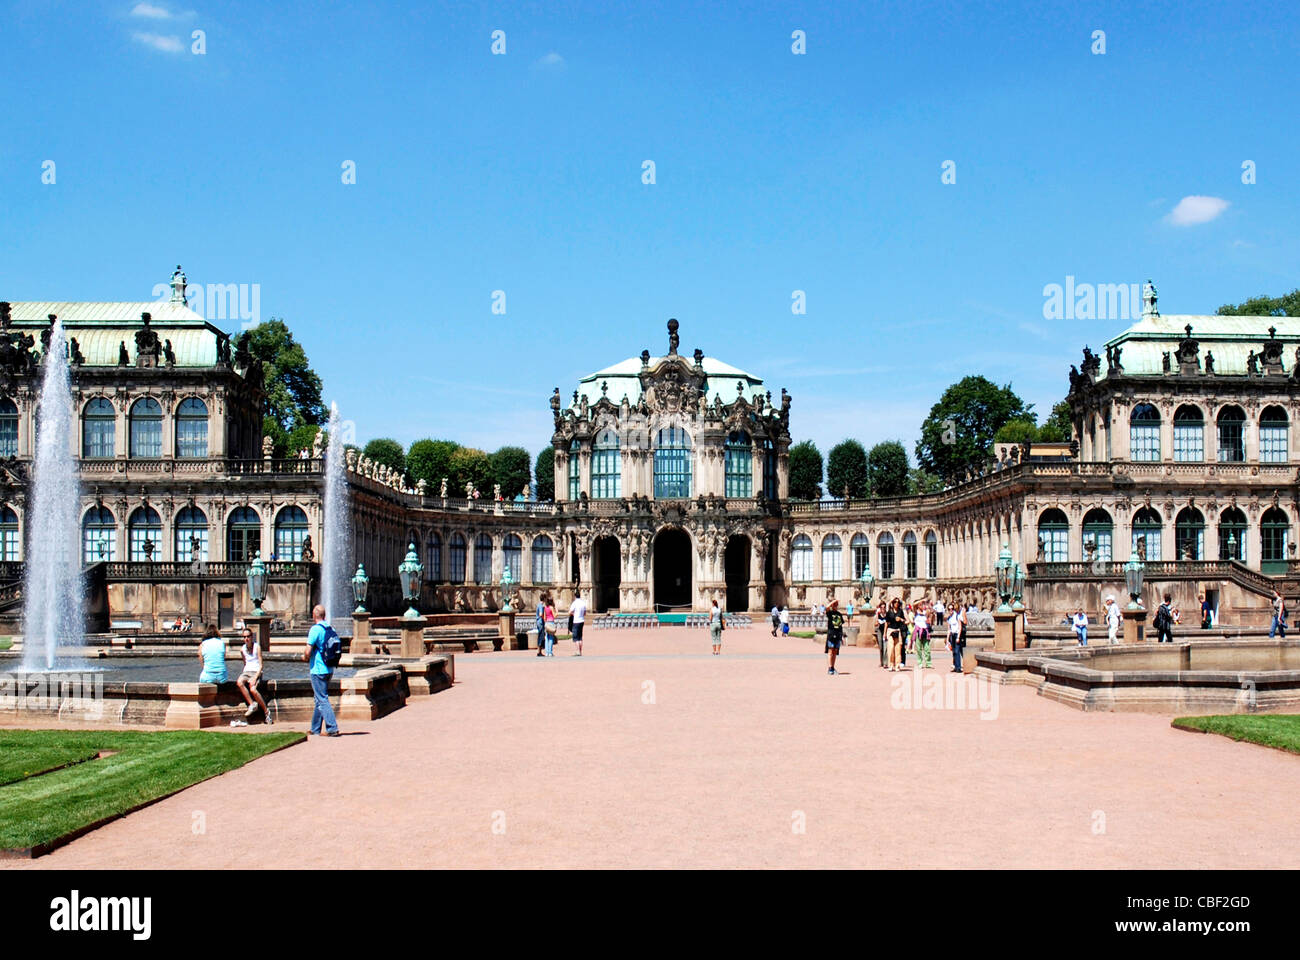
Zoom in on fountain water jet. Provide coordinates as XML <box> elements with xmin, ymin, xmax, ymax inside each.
<box><xmin>320</xmin><ymin>403</ymin><xmax>353</xmax><ymax>624</ymax></box>
<box><xmin>22</xmin><ymin>320</ymin><xmax>84</xmax><ymax>670</ymax></box>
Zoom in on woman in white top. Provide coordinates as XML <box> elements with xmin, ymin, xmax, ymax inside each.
<box><xmin>235</xmin><ymin>626</ymin><xmax>270</xmax><ymax>721</ymax></box>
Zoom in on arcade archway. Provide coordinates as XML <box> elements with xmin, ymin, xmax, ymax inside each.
<box><xmin>592</xmin><ymin>535</ymin><xmax>621</xmax><ymax>612</ymax></box>
<box><xmin>653</xmin><ymin>527</ymin><xmax>692</xmax><ymax>610</ymax></box>
<box><xmin>724</xmin><ymin>535</ymin><xmax>751</xmax><ymax>612</ymax></box>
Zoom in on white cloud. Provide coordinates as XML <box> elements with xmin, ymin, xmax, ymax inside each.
<box><xmin>130</xmin><ymin>2</ymin><xmax>175</xmax><ymax>18</ymax></box>
<box><xmin>1166</xmin><ymin>195</ymin><xmax>1230</xmax><ymax>226</ymax></box>
<box><xmin>132</xmin><ymin>31</ymin><xmax>184</xmax><ymax>52</ymax></box>
<box><xmin>534</xmin><ymin>51</ymin><xmax>565</xmax><ymax>68</ymax></box>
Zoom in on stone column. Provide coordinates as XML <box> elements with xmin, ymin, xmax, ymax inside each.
<box><xmin>1122</xmin><ymin>605</ymin><xmax>1147</xmax><ymax>643</ymax></box>
<box><xmin>993</xmin><ymin>608</ymin><xmax>1017</xmax><ymax>651</ymax></box>
<box><xmin>351</xmin><ymin>611</ymin><xmax>371</xmax><ymax>655</ymax></box>
<box><xmin>399</xmin><ymin>615</ymin><xmax>425</xmax><ymax>658</ymax></box>
<box><xmin>248</xmin><ymin>609</ymin><xmax>272</xmax><ymax>655</ymax></box>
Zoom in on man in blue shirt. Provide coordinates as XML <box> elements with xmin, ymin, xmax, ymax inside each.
<box><xmin>302</xmin><ymin>604</ymin><xmax>340</xmax><ymax>736</ymax></box>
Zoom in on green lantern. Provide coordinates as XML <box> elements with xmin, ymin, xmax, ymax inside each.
<box><xmin>858</xmin><ymin>561</ymin><xmax>875</xmax><ymax>607</ymax></box>
<box><xmin>1124</xmin><ymin>556</ymin><xmax>1145</xmax><ymax>610</ymax></box>
<box><xmin>994</xmin><ymin>543</ymin><xmax>1014</xmax><ymax>612</ymax></box>
<box><xmin>1011</xmin><ymin>562</ymin><xmax>1026</xmax><ymax>613</ymax></box>
<box><xmin>351</xmin><ymin>563</ymin><xmax>369</xmax><ymax>614</ymax></box>
<box><xmin>246</xmin><ymin>552</ymin><xmax>267</xmax><ymax>616</ymax></box>
<box><xmin>398</xmin><ymin>543</ymin><xmax>423</xmax><ymax>619</ymax></box>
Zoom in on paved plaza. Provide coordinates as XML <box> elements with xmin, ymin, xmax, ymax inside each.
<box><xmin>10</xmin><ymin>626</ymin><xmax>1300</xmax><ymax>870</ymax></box>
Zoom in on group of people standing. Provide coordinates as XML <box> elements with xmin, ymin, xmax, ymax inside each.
<box><xmin>872</xmin><ymin>597</ymin><xmax>968</xmax><ymax>673</ymax></box>
<box><xmin>534</xmin><ymin>590</ymin><xmax>587</xmax><ymax>657</ymax></box>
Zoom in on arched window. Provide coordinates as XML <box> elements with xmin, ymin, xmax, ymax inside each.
<box><xmin>427</xmin><ymin>532</ymin><xmax>442</xmax><ymax>581</ymax></box>
<box><xmin>725</xmin><ymin>431</ymin><xmax>752</xmax><ymax>498</ymax></box>
<box><xmin>654</xmin><ymin>427</ymin><xmax>692</xmax><ymax>499</ymax></box>
<box><xmin>129</xmin><ymin>398</ymin><xmax>163</xmax><ymax>459</ymax></box>
<box><xmin>0</xmin><ymin>399</ymin><xmax>17</xmax><ymax>458</ymax></box>
<box><xmin>1037</xmin><ymin>509</ymin><xmax>1069</xmax><ymax>563</ymax></box>
<box><xmin>924</xmin><ymin>531</ymin><xmax>938</xmax><ymax>579</ymax></box>
<box><xmin>877</xmin><ymin>532</ymin><xmax>895</xmax><ymax>580</ymax></box>
<box><xmin>0</xmin><ymin>506</ymin><xmax>18</xmax><ymax>561</ymax></box>
<box><xmin>531</xmin><ymin>534</ymin><xmax>554</xmax><ymax>583</ymax></box>
<box><xmin>274</xmin><ymin>506</ymin><xmax>309</xmax><ymax>561</ymax></box>
<box><xmin>474</xmin><ymin>533</ymin><xmax>493</xmax><ymax>584</ymax></box>
<box><xmin>128</xmin><ymin>506</ymin><xmax>162</xmax><ymax>561</ymax></box>
<box><xmin>762</xmin><ymin>438</ymin><xmax>778</xmax><ymax>499</ymax></box>
<box><xmin>1082</xmin><ymin>508</ymin><xmax>1113</xmax><ymax>563</ymax></box>
<box><xmin>174</xmin><ymin>506</ymin><xmax>209</xmax><ymax>562</ymax></box>
<box><xmin>1218</xmin><ymin>507</ymin><xmax>1247</xmax><ymax>562</ymax></box>
<box><xmin>1261</xmin><ymin>507</ymin><xmax>1290</xmax><ymax>573</ymax></box>
<box><xmin>227</xmin><ymin>506</ymin><xmax>261</xmax><ymax>563</ymax></box>
<box><xmin>448</xmin><ymin>533</ymin><xmax>467</xmax><ymax>583</ymax></box>
<box><xmin>175</xmin><ymin>397</ymin><xmax>209</xmax><ymax>458</ymax></box>
<box><xmin>592</xmin><ymin>431</ymin><xmax>621</xmax><ymax>499</ymax></box>
<box><xmin>82</xmin><ymin>398</ymin><xmax>115</xmax><ymax>459</ymax></box>
<box><xmin>1260</xmin><ymin>406</ymin><xmax>1289</xmax><ymax>463</ymax></box>
<box><xmin>850</xmin><ymin>533</ymin><xmax>870</xmax><ymax>579</ymax></box>
<box><xmin>503</xmin><ymin>534</ymin><xmax>522</xmax><ymax>581</ymax></box>
<box><xmin>902</xmin><ymin>531</ymin><xmax>918</xmax><ymax>579</ymax></box>
<box><xmin>1129</xmin><ymin>404</ymin><xmax>1161</xmax><ymax>462</ymax></box>
<box><xmin>791</xmin><ymin>534</ymin><xmax>813</xmax><ymax>582</ymax></box>
<box><xmin>1132</xmin><ymin>507</ymin><xmax>1162</xmax><ymax>561</ymax></box>
<box><xmin>1173</xmin><ymin>405</ymin><xmax>1204</xmax><ymax>462</ymax></box>
<box><xmin>568</xmin><ymin>440</ymin><xmax>581</xmax><ymax>500</ymax></box>
<box><xmin>1175</xmin><ymin>507</ymin><xmax>1205</xmax><ymax>560</ymax></box>
<box><xmin>1216</xmin><ymin>406</ymin><xmax>1246</xmax><ymax>463</ymax></box>
<box><xmin>82</xmin><ymin>506</ymin><xmax>117</xmax><ymax>562</ymax></box>
<box><xmin>821</xmin><ymin>534</ymin><xmax>842</xmax><ymax>581</ymax></box>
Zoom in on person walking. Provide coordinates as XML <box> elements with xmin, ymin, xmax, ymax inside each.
<box><xmin>303</xmin><ymin>604</ymin><xmax>340</xmax><ymax>737</ymax></box>
<box><xmin>913</xmin><ymin>604</ymin><xmax>932</xmax><ymax>669</ymax></box>
<box><xmin>535</xmin><ymin>594</ymin><xmax>547</xmax><ymax>657</ymax></box>
<box><xmin>542</xmin><ymin>593</ymin><xmax>557</xmax><ymax>656</ymax></box>
<box><xmin>946</xmin><ymin>606</ymin><xmax>963</xmax><ymax>672</ymax></box>
<box><xmin>1270</xmin><ymin>590</ymin><xmax>1288</xmax><ymax>639</ymax></box>
<box><xmin>709</xmin><ymin>598</ymin><xmax>724</xmax><ymax>654</ymax></box>
<box><xmin>197</xmin><ymin>623</ymin><xmax>227</xmax><ymax>684</ymax></box>
<box><xmin>1105</xmin><ymin>596</ymin><xmax>1121</xmax><ymax>644</ymax></box>
<box><xmin>885</xmin><ymin>599</ymin><xmax>907</xmax><ymax>672</ymax></box>
<box><xmin>875</xmin><ymin>601</ymin><xmax>888</xmax><ymax>668</ymax></box>
<box><xmin>568</xmin><ymin>589</ymin><xmax>588</xmax><ymax>656</ymax></box>
<box><xmin>1199</xmin><ymin>592</ymin><xmax>1212</xmax><ymax>630</ymax></box>
<box><xmin>235</xmin><ymin>625</ymin><xmax>270</xmax><ymax>722</ymax></box>
<box><xmin>825</xmin><ymin>599</ymin><xmax>844</xmax><ymax>675</ymax></box>
<box><xmin>1072</xmin><ymin>609</ymin><xmax>1089</xmax><ymax>646</ymax></box>
<box><xmin>779</xmin><ymin>604</ymin><xmax>790</xmax><ymax>637</ymax></box>
<box><xmin>770</xmin><ymin>604</ymin><xmax>781</xmax><ymax>637</ymax></box>
<box><xmin>1154</xmin><ymin>593</ymin><xmax>1175</xmax><ymax>643</ymax></box>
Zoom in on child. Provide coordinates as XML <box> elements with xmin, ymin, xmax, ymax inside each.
<box><xmin>825</xmin><ymin>600</ymin><xmax>844</xmax><ymax>675</ymax></box>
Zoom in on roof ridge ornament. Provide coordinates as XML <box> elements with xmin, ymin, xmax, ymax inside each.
<box><xmin>667</xmin><ymin>318</ymin><xmax>679</xmax><ymax>356</ymax></box>
<box><xmin>1142</xmin><ymin>279</ymin><xmax>1158</xmax><ymax>319</ymax></box>
<box><xmin>169</xmin><ymin>265</ymin><xmax>188</xmax><ymax>306</ymax></box>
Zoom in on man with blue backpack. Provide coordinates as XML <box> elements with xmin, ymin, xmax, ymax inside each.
<box><xmin>303</xmin><ymin>604</ymin><xmax>341</xmax><ymax>736</ymax></box>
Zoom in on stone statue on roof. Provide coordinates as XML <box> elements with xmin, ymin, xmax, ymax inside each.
<box><xmin>118</xmin><ymin>341</ymin><xmax>130</xmax><ymax>366</ymax></box>
<box><xmin>135</xmin><ymin>312</ymin><xmax>161</xmax><ymax>364</ymax></box>
<box><xmin>163</xmin><ymin>339</ymin><xmax>176</xmax><ymax>366</ymax></box>
<box><xmin>667</xmin><ymin>318</ymin><xmax>679</xmax><ymax>355</ymax></box>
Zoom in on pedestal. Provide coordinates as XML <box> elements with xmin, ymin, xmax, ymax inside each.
<box><xmin>399</xmin><ymin>616</ymin><xmax>426</xmax><ymax>658</ymax></box>
<box><xmin>248</xmin><ymin>611</ymin><xmax>271</xmax><ymax>656</ymax></box>
<box><xmin>498</xmin><ymin>610</ymin><xmax>516</xmax><ymax>651</ymax></box>
<box><xmin>1122</xmin><ymin>606</ymin><xmax>1147</xmax><ymax>644</ymax></box>
<box><xmin>845</xmin><ymin>626</ymin><xmax>860</xmax><ymax>647</ymax></box>
<box><xmin>351</xmin><ymin>611</ymin><xmax>372</xmax><ymax>655</ymax></box>
<box><xmin>993</xmin><ymin>608</ymin><xmax>1017</xmax><ymax>652</ymax></box>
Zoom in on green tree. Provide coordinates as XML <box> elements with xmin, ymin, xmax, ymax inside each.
<box><xmin>993</xmin><ymin>418</ymin><xmax>1039</xmax><ymax>445</ymax></box>
<box><xmin>363</xmin><ymin>438</ymin><xmax>406</xmax><ymax>476</ymax></box>
<box><xmin>1037</xmin><ymin>400</ymin><xmax>1073</xmax><ymax>443</ymax></box>
<box><xmin>448</xmin><ymin>447</ymin><xmax>493</xmax><ymax>495</ymax></box>
<box><xmin>407</xmin><ymin>439</ymin><xmax>461</xmax><ymax>488</ymax></box>
<box><xmin>1216</xmin><ymin>289</ymin><xmax>1300</xmax><ymax>317</ymax></box>
<box><xmin>907</xmin><ymin>467</ymin><xmax>943</xmax><ymax>496</ymax></box>
<box><xmin>915</xmin><ymin>376</ymin><xmax>1034</xmax><ymax>483</ymax></box>
<box><xmin>534</xmin><ymin>447</ymin><xmax>555</xmax><ymax>501</ymax></box>
<box><xmin>239</xmin><ymin>318</ymin><xmax>326</xmax><ymax>457</ymax></box>
<box><xmin>867</xmin><ymin>441</ymin><xmax>910</xmax><ymax>497</ymax></box>
<box><xmin>787</xmin><ymin>441</ymin><xmax>824</xmax><ymax>500</ymax></box>
<box><xmin>490</xmin><ymin>446</ymin><xmax>532</xmax><ymax>499</ymax></box>
<box><xmin>286</xmin><ymin>423</ymin><xmax>321</xmax><ymax>456</ymax></box>
<box><xmin>827</xmin><ymin>440</ymin><xmax>869</xmax><ymax>499</ymax></box>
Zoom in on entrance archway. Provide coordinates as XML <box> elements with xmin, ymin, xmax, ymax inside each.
<box><xmin>724</xmin><ymin>535</ymin><xmax>751</xmax><ymax>612</ymax></box>
<box><xmin>592</xmin><ymin>536</ymin><xmax>621</xmax><ymax>612</ymax></box>
<box><xmin>653</xmin><ymin>527</ymin><xmax>693</xmax><ymax>610</ymax></box>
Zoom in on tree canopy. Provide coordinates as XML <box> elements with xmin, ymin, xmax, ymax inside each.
<box><xmin>407</xmin><ymin>439</ymin><xmax>461</xmax><ymax>488</ymax></box>
<box><xmin>827</xmin><ymin>440</ymin><xmax>869</xmax><ymax>499</ymax></box>
<box><xmin>239</xmin><ymin>318</ymin><xmax>325</xmax><ymax>457</ymax></box>
<box><xmin>362</xmin><ymin>438</ymin><xmax>406</xmax><ymax>476</ymax></box>
<box><xmin>1216</xmin><ymin>289</ymin><xmax>1300</xmax><ymax>317</ymax></box>
<box><xmin>867</xmin><ymin>441</ymin><xmax>910</xmax><ymax>497</ymax></box>
<box><xmin>490</xmin><ymin>446</ymin><xmax>532</xmax><ymax>499</ymax></box>
<box><xmin>448</xmin><ymin>447</ymin><xmax>493</xmax><ymax>495</ymax></box>
<box><xmin>787</xmin><ymin>441</ymin><xmax>824</xmax><ymax>500</ymax></box>
<box><xmin>915</xmin><ymin>376</ymin><xmax>1033</xmax><ymax>482</ymax></box>
<box><xmin>534</xmin><ymin>447</ymin><xmax>555</xmax><ymax>501</ymax></box>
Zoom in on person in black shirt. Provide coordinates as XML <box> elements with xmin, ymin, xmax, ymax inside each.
<box><xmin>825</xmin><ymin>599</ymin><xmax>845</xmax><ymax>675</ymax></box>
<box><xmin>885</xmin><ymin>598</ymin><xmax>908</xmax><ymax>671</ymax></box>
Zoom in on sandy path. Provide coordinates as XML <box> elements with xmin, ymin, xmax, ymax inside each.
<box><xmin>8</xmin><ymin>626</ymin><xmax>1298</xmax><ymax>869</ymax></box>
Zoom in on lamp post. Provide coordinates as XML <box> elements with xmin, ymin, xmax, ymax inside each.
<box><xmin>499</xmin><ymin>565</ymin><xmax>518</xmax><ymax>651</ymax></box>
<box><xmin>1122</xmin><ymin>555</ymin><xmax>1147</xmax><ymax>643</ymax></box>
<box><xmin>397</xmin><ymin>544</ymin><xmax>425</xmax><ymax>658</ymax></box>
<box><xmin>1011</xmin><ymin>562</ymin><xmax>1026</xmax><ymax>613</ymax></box>
<box><xmin>245</xmin><ymin>551</ymin><xmax>271</xmax><ymax>655</ymax></box>
<box><xmin>858</xmin><ymin>562</ymin><xmax>875</xmax><ymax>609</ymax></box>
<box><xmin>993</xmin><ymin>543</ymin><xmax>1017</xmax><ymax>651</ymax></box>
<box><xmin>350</xmin><ymin>563</ymin><xmax>372</xmax><ymax>654</ymax></box>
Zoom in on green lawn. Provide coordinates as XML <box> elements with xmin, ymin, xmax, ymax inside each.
<box><xmin>1172</xmin><ymin>715</ymin><xmax>1300</xmax><ymax>755</ymax></box>
<box><xmin>0</xmin><ymin>637</ymin><xmax>12</xmax><ymax>651</ymax></box>
<box><xmin>792</xmin><ymin>630</ymin><xmax>817</xmax><ymax>639</ymax></box>
<box><xmin>0</xmin><ymin>729</ymin><xmax>303</xmax><ymax>854</ymax></box>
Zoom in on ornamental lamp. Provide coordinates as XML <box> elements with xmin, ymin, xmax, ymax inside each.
<box><xmin>994</xmin><ymin>543</ymin><xmax>1014</xmax><ymax>612</ymax></box>
<box><xmin>1011</xmin><ymin>562</ymin><xmax>1026</xmax><ymax>613</ymax></box>
<box><xmin>351</xmin><ymin>563</ymin><xmax>369</xmax><ymax>613</ymax></box>
<box><xmin>1124</xmin><ymin>556</ymin><xmax>1145</xmax><ymax>609</ymax></box>
<box><xmin>501</xmin><ymin>564</ymin><xmax>514</xmax><ymax>612</ymax></box>
<box><xmin>246</xmin><ymin>552</ymin><xmax>268</xmax><ymax>616</ymax></box>
<box><xmin>398</xmin><ymin>543</ymin><xmax>423</xmax><ymax>619</ymax></box>
<box><xmin>858</xmin><ymin>562</ymin><xmax>875</xmax><ymax>606</ymax></box>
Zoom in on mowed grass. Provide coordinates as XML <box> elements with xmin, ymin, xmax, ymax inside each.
<box><xmin>1173</xmin><ymin>715</ymin><xmax>1300</xmax><ymax>755</ymax></box>
<box><xmin>0</xmin><ymin>637</ymin><xmax>12</xmax><ymax>651</ymax></box>
<box><xmin>0</xmin><ymin>729</ymin><xmax>303</xmax><ymax>852</ymax></box>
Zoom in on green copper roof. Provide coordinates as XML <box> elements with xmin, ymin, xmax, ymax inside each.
<box><xmin>1103</xmin><ymin>314</ymin><xmax>1300</xmax><ymax>377</ymax></box>
<box><xmin>7</xmin><ymin>301</ymin><xmax>226</xmax><ymax>367</ymax></box>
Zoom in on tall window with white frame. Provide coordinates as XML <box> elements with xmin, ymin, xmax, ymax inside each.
<box><xmin>274</xmin><ymin>506</ymin><xmax>310</xmax><ymax>561</ymax></box>
<box><xmin>82</xmin><ymin>398</ymin><xmax>115</xmax><ymax>459</ymax></box>
<box><xmin>924</xmin><ymin>531</ymin><xmax>938</xmax><ymax>579</ymax></box>
<box><xmin>129</xmin><ymin>398</ymin><xmax>163</xmax><ymax>459</ymax></box>
<box><xmin>902</xmin><ymin>531</ymin><xmax>918</xmax><ymax>579</ymax></box>
<box><xmin>174</xmin><ymin>506</ymin><xmax>209</xmax><ymax>562</ymax></box>
<box><xmin>654</xmin><ymin>427</ymin><xmax>692</xmax><ymax>499</ymax></box>
<box><xmin>426</xmin><ymin>532</ymin><xmax>442</xmax><ymax>581</ymax></box>
<box><xmin>877</xmin><ymin>532</ymin><xmax>895</xmax><ymax>580</ymax></box>
<box><xmin>503</xmin><ymin>534</ymin><xmax>522</xmax><ymax>581</ymax></box>
<box><xmin>1037</xmin><ymin>509</ymin><xmax>1069</xmax><ymax>563</ymax></box>
<box><xmin>1129</xmin><ymin>404</ymin><xmax>1161</xmax><ymax>462</ymax></box>
<box><xmin>1218</xmin><ymin>508</ymin><xmax>1247</xmax><ymax>562</ymax></box>
<box><xmin>474</xmin><ymin>533</ymin><xmax>493</xmax><ymax>584</ymax></box>
<box><xmin>567</xmin><ymin>440</ymin><xmax>581</xmax><ymax>500</ymax></box>
<box><xmin>1132</xmin><ymin>507</ymin><xmax>1162</xmax><ymax>561</ymax></box>
<box><xmin>725</xmin><ymin>431</ymin><xmax>752</xmax><ymax>498</ymax></box>
<box><xmin>1261</xmin><ymin>507</ymin><xmax>1290</xmax><ymax>574</ymax></box>
<box><xmin>531</xmin><ymin>534</ymin><xmax>553</xmax><ymax>583</ymax></box>
<box><xmin>762</xmin><ymin>438</ymin><xmax>778</xmax><ymax>499</ymax></box>
<box><xmin>1082</xmin><ymin>508</ymin><xmax>1113</xmax><ymax>563</ymax></box>
<box><xmin>791</xmin><ymin>535</ymin><xmax>813</xmax><ymax>582</ymax></box>
<box><xmin>850</xmin><ymin>533</ymin><xmax>870</xmax><ymax>579</ymax></box>
<box><xmin>0</xmin><ymin>400</ymin><xmax>17</xmax><ymax>459</ymax></box>
<box><xmin>227</xmin><ymin>507</ymin><xmax>261</xmax><ymax>563</ymax></box>
<box><xmin>1172</xmin><ymin>405</ymin><xmax>1204</xmax><ymax>462</ymax></box>
<box><xmin>0</xmin><ymin>506</ymin><xmax>18</xmax><ymax>561</ymax></box>
<box><xmin>1175</xmin><ymin>507</ymin><xmax>1205</xmax><ymax>560</ymax></box>
<box><xmin>1259</xmin><ymin>406</ymin><xmax>1289</xmax><ymax>463</ymax></box>
<box><xmin>821</xmin><ymin>534</ymin><xmax>842</xmax><ymax>581</ymax></box>
<box><xmin>128</xmin><ymin>506</ymin><xmax>162</xmax><ymax>561</ymax></box>
<box><xmin>175</xmin><ymin>397</ymin><xmax>209</xmax><ymax>458</ymax></box>
<box><xmin>448</xmin><ymin>533</ymin><xmax>466</xmax><ymax>583</ymax></box>
<box><xmin>1216</xmin><ymin>406</ymin><xmax>1246</xmax><ymax>463</ymax></box>
<box><xmin>82</xmin><ymin>506</ymin><xmax>117</xmax><ymax>563</ymax></box>
<box><xmin>591</xmin><ymin>431</ymin><xmax>621</xmax><ymax>499</ymax></box>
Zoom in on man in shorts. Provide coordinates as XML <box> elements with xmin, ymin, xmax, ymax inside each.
<box><xmin>568</xmin><ymin>589</ymin><xmax>588</xmax><ymax>656</ymax></box>
<box><xmin>825</xmin><ymin>599</ymin><xmax>844</xmax><ymax>675</ymax></box>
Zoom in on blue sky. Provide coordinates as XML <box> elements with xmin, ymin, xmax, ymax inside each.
<box><xmin>3</xmin><ymin>0</ymin><xmax>1297</xmax><ymax>470</ymax></box>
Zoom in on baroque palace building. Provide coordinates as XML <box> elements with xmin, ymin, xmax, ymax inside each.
<box><xmin>1</xmin><ymin>272</ymin><xmax>1295</xmax><ymax>630</ymax></box>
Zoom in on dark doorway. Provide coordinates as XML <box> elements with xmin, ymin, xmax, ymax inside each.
<box><xmin>219</xmin><ymin>593</ymin><xmax>234</xmax><ymax>630</ymax></box>
<box><xmin>653</xmin><ymin>527</ymin><xmax>693</xmax><ymax>610</ymax></box>
<box><xmin>592</xmin><ymin>536</ymin><xmax>621</xmax><ymax>613</ymax></box>
<box><xmin>725</xmin><ymin>535</ymin><xmax>751</xmax><ymax>612</ymax></box>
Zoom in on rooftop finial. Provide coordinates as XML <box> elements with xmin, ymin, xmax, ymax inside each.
<box><xmin>170</xmin><ymin>265</ymin><xmax>188</xmax><ymax>306</ymax></box>
<box><xmin>667</xmin><ymin>318</ymin><xmax>679</xmax><ymax>355</ymax></box>
<box><xmin>1142</xmin><ymin>279</ymin><xmax>1158</xmax><ymax>319</ymax></box>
